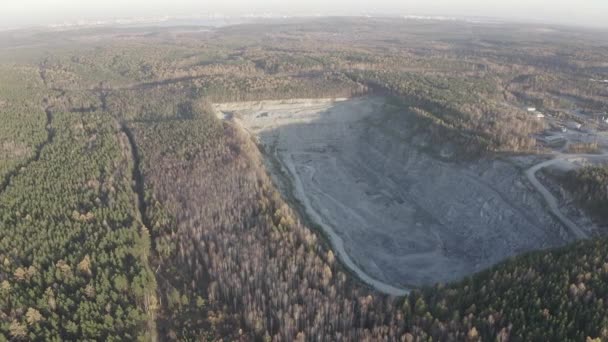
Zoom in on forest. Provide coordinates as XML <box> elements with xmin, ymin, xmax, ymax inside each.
<box><xmin>0</xmin><ymin>18</ymin><xmax>607</xmax><ymax>341</ymax></box>
<box><xmin>0</xmin><ymin>110</ymin><xmax>156</xmax><ymax>340</ymax></box>
<box><xmin>0</xmin><ymin>66</ymin><xmax>48</xmax><ymax>187</ymax></box>
<box><xmin>561</xmin><ymin>165</ymin><xmax>608</xmax><ymax>226</ymax></box>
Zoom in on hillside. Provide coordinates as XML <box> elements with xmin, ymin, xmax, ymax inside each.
<box><xmin>561</xmin><ymin>164</ymin><xmax>608</xmax><ymax>226</ymax></box>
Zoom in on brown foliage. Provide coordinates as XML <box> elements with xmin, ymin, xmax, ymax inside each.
<box><xmin>135</xmin><ymin>117</ymin><xmax>406</xmax><ymax>340</ymax></box>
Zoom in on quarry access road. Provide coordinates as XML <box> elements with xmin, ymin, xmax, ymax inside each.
<box><xmin>525</xmin><ymin>152</ymin><xmax>608</xmax><ymax>239</ymax></box>
<box><xmin>283</xmin><ymin>154</ymin><xmax>411</xmax><ymax>296</ymax></box>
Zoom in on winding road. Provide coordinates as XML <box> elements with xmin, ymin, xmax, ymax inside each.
<box><xmin>525</xmin><ymin>152</ymin><xmax>608</xmax><ymax>240</ymax></box>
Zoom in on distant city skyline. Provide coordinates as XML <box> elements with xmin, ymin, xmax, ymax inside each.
<box><xmin>1</xmin><ymin>0</ymin><xmax>607</xmax><ymax>30</ymax></box>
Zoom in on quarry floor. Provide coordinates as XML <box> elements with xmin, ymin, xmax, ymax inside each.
<box><xmin>215</xmin><ymin>97</ymin><xmax>579</xmax><ymax>292</ymax></box>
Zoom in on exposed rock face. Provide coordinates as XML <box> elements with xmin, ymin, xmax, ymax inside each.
<box><xmin>217</xmin><ymin>97</ymin><xmax>570</xmax><ymax>287</ymax></box>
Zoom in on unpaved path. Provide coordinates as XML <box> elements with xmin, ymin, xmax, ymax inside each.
<box><xmin>284</xmin><ymin>153</ymin><xmax>410</xmax><ymax>296</ymax></box>
<box><xmin>525</xmin><ymin>152</ymin><xmax>608</xmax><ymax>239</ymax></box>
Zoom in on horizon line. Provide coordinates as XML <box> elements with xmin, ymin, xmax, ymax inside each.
<box><xmin>1</xmin><ymin>13</ymin><xmax>607</xmax><ymax>33</ymax></box>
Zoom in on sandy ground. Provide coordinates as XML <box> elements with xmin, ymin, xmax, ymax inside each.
<box><xmin>215</xmin><ymin>97</ymin><xmax>572</xmax><ymax>289</ymax></box>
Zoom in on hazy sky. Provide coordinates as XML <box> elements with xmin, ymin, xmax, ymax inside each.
<box><xmin>1</xmin><ymin>0</ymin><xmax>607</xmax><ymax>29</ymax></box>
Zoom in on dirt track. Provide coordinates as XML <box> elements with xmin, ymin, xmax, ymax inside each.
<box><xmin>215</xmin><ymin>97</ymin><xmax>573</xmax><ymax>290</ymax></box>
<box><xmin>526</xmin><ymin>153</ymin><xmax>608</xmax><ymax>239</ymax></box>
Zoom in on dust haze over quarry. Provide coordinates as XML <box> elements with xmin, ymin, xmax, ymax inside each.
<box><xmin>215</xmin><ymin>97</ymin><xmax>572</xmax><ymax>288</ymax></box>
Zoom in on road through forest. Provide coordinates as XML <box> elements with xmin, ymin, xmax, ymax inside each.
<box><xmin>525</xmin><ymin>152</ymin><xmax>608</xmax><ymax>239</ymax></box>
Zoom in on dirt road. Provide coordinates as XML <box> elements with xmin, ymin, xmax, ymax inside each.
<box><xmin>283</xmin><ymin>153</ymin><xmax>410</xmax><ymax>296</ymax></box>
<box><xmin>525</xmin><ymin>152</ymin><xmax>608</xmax><ymax>239</ymax></box>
